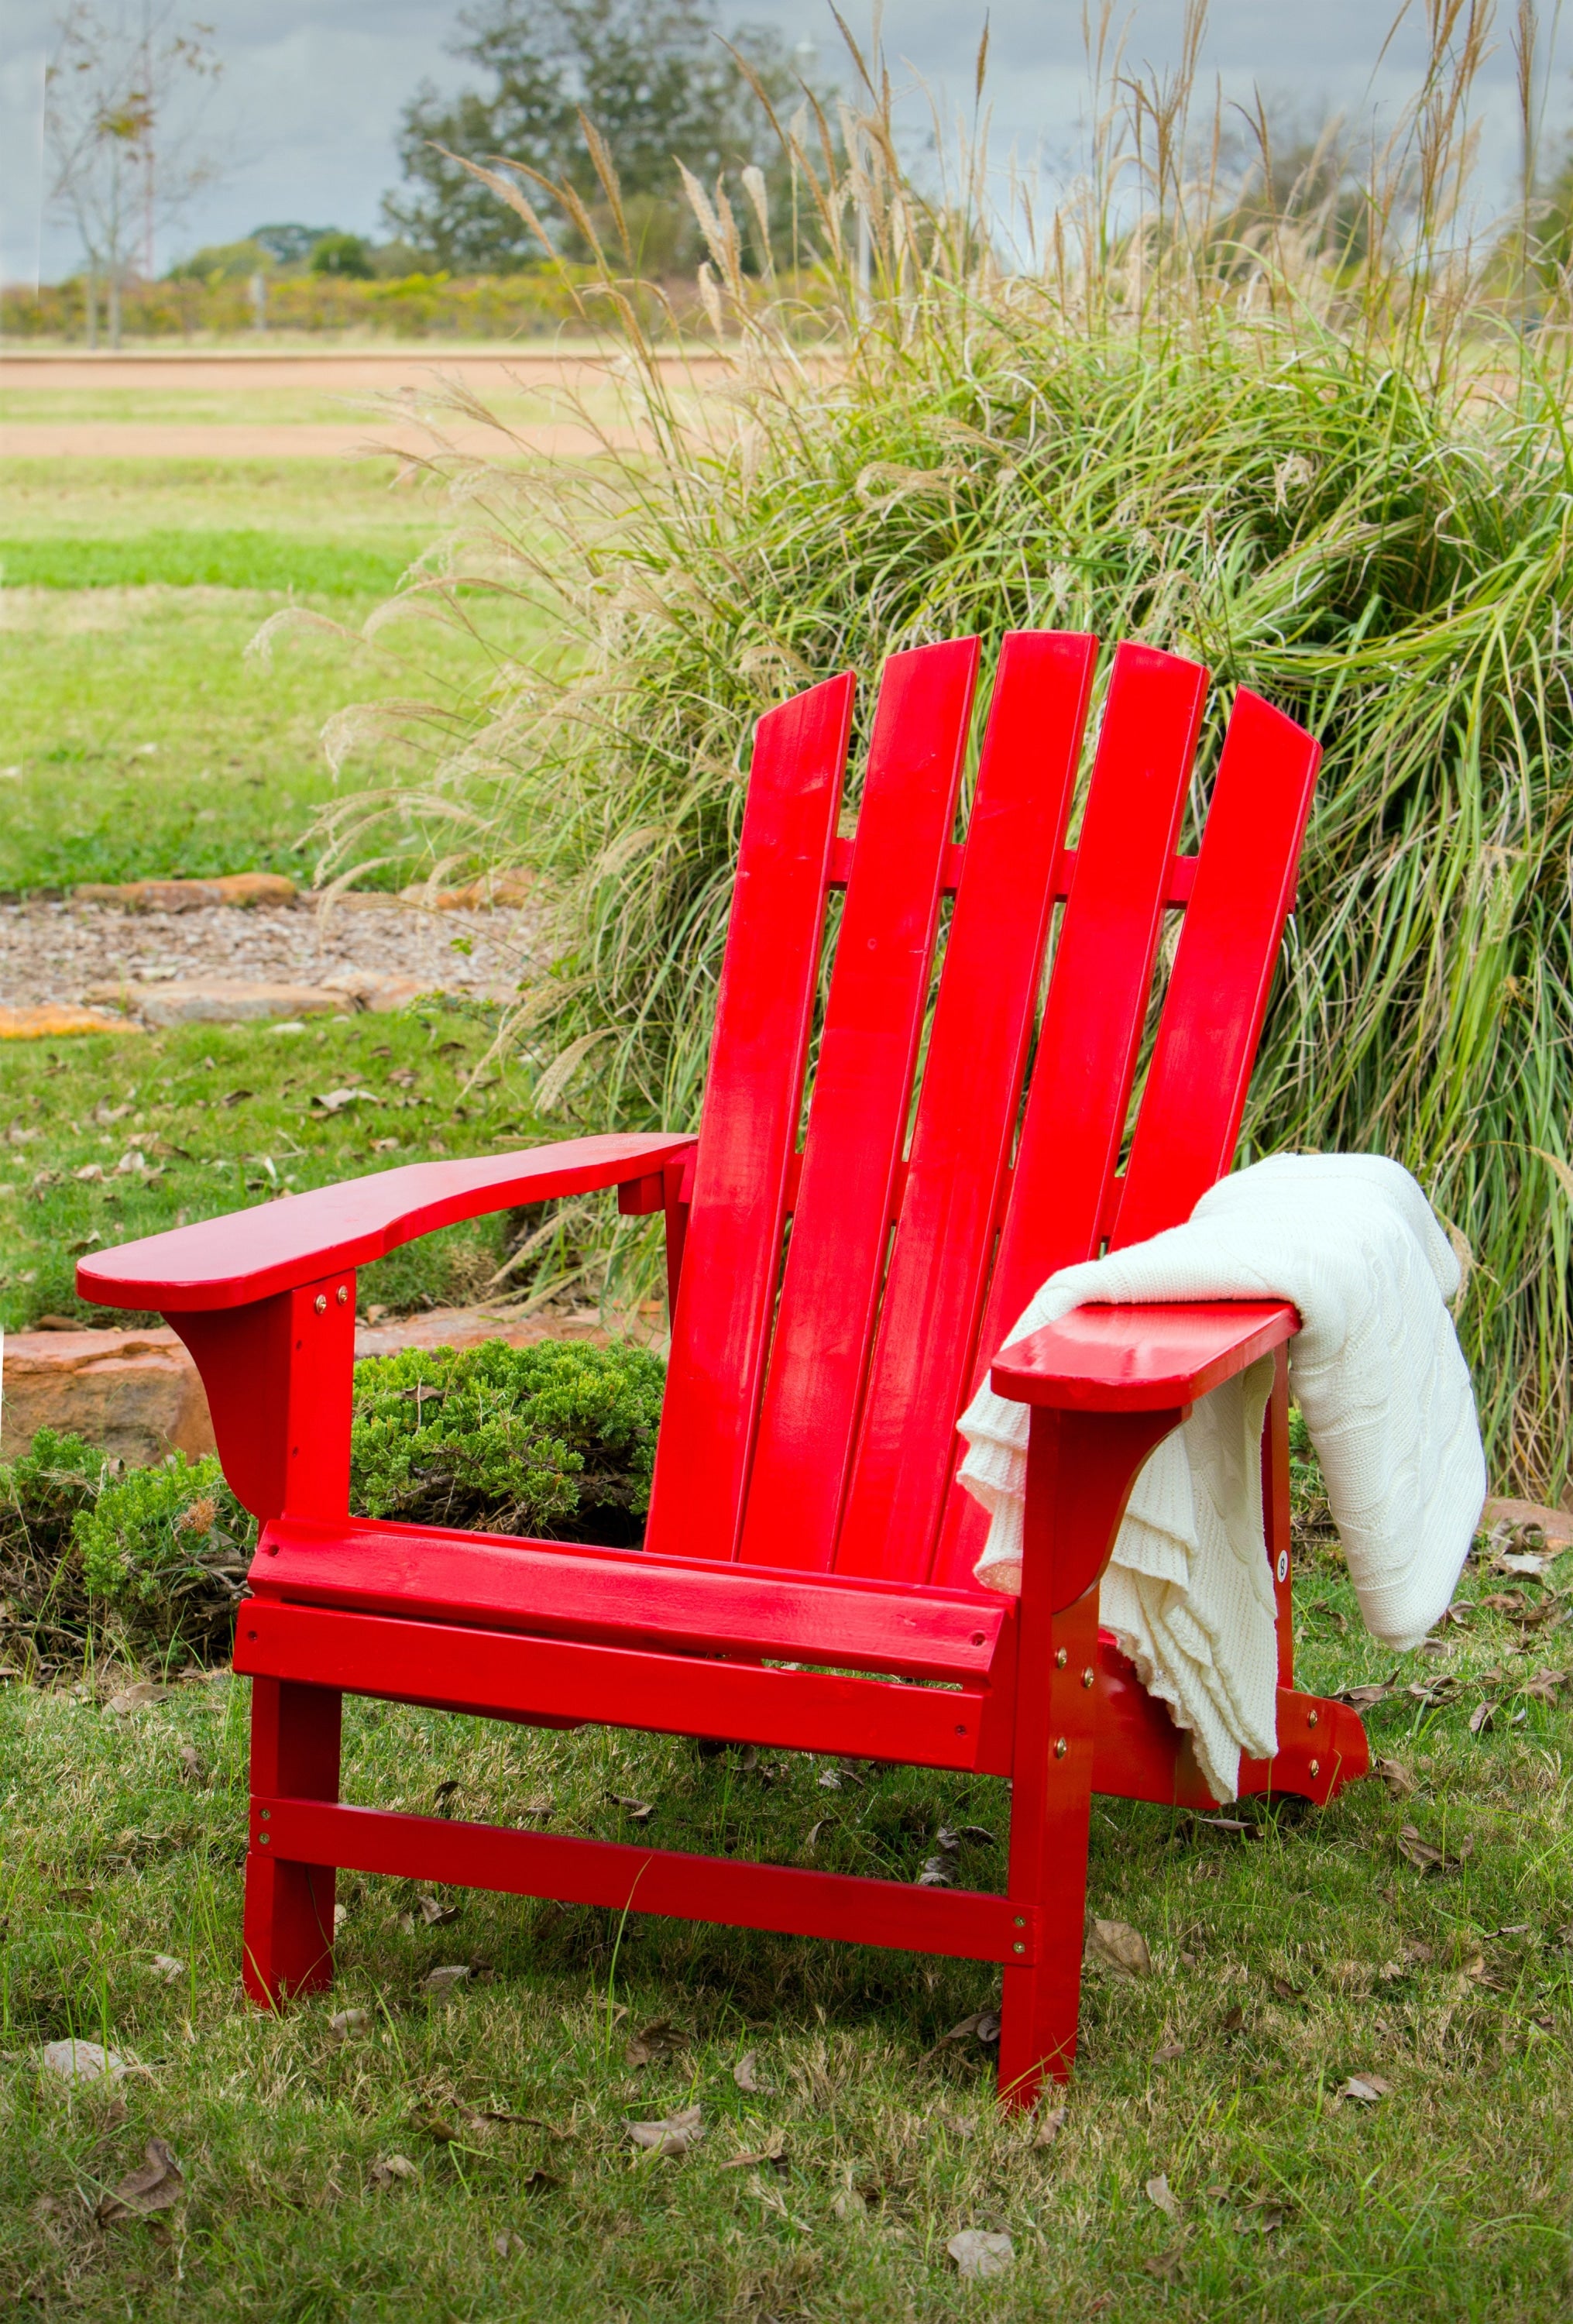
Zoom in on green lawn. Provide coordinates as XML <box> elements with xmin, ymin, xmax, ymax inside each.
<box><xmin>0</xmin><ymin>1006</ymin><xmax>582</xmax><ymax>1335</ymax></box>
<box><xmin>0</xmin><ymin>460</ymin><xmax>544</xmax><ymax>892</ymax></box>
<box><xmin>2</xmin><ymin>1541</ymin><xmax>1569</xmax><ymax>2319</ymax></box>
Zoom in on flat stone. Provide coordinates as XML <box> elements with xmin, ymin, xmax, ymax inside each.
<box><xmin>318</xmin><ymin>968</ymin><xmax>438</xmax><ymax>1012</ymax></box>
<box><xmin>74</xmin><ymin>874</ymin><xmax>299</xmax><ymax>913</ymax></box>
<box><xmin>2</xmin><ymin>1306</ymin><xmax>613</xmax><ymax>1464</ymax></box>
<box><xmin>83</xmin><ymin>980</ymin><xmax>353</xmax><ymax>1029</ymax></box>
<box><xmin>0</xmin><ymin>1003</ymin><xmax>142</xmax><ymax>1040</ymax></box>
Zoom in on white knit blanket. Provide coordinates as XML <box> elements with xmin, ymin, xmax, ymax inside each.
<box><xmin>957</xmin><ymin>1154</ymin><xmax>1486</xmax><ymax>1800</ymax></box>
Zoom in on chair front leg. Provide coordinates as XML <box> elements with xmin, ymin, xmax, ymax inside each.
<box><xmin>997</xmin><ymin>1402</ymin><xmax>1181</xmax><ymax>2111</ymax></box>
<box><xmin>242</xmin><ymin>1676</ymin><xmax>342</xmax><ymax>2005</ymax></box>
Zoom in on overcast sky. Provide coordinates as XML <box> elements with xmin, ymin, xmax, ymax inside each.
<box><xmin>1</xmin><ymin>0</ymin><xmax>1563</xmax><ymax>285</ymax></box>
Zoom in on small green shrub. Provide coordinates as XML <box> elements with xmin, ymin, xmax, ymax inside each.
<box><xmin>349</xmin><ymin>1337</ymin><xmax>666</xmax><ymax>1544</ymax></box>
<box><xmin>0</xmin><ymin>1428</ymin><xmax>112</xmax><ymax>1669</ymax></box>
<box><xmin>74</xmin><ymin>1454</ymin><xmax>252</xmax><ymax>1664</ymax></box>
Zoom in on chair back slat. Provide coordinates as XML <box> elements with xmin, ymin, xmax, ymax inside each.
<box><xmin>1108</xmin><ymin>688</ymin><xmax>1320</xmax><ymax>1250</ymax></box>
<box><xmin>832</xmin><ymin>631</ymin><xmax>1097</xmax><ymax>1583</ymax></box>
<box><xmin>644</xmin><ymin>673</ymin><xmax>853</xmax><ymax>1566</ymax></box>
<box><xmin>737</xmin><ymin>640</ymin><xmax>979</xmax><ymax>1571</ymax></box>
<box><xmin>929</xmin><ymin>641</ymin><xmax>1208</xmax><ymax>1587</ymax></box>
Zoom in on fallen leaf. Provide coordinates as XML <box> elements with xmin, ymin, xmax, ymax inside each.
<box><xmin>1397</xmin><ymin>1824</ymin><xmax>1473</xmax><ymax>1874</ymax></box>
<box><xmin>176</xmin><ymin>1743</ymin><xmax>204</xmax><ymax>1784</ymax></box>
<box><xmin>1337</xmin><ymin>2074</ymin><xmax>1392</xmax><ymax>2104</ymax></box>
<box><xmin>97</xmin><ymin>2137</ymin><xmax>183</xmax><ymax>2222</ymax></box>
<box><xmin>733</xmin><ymin>2050</ymin><xmax>772</xmax><ymax>2093</ymax></box>
<box><xmin>41</xmin><ymin>2038</ymin><xmax>125</xmax><ymax>2085</ymax></box>
<box><xmin>520</xmin><ymin>2168</ymin><xmax>560</xmax><ymax>2192</ymax></box>
<box><xmin>625</xmin><ymin>2018</ymin><xmax>690</xmax><ymax>2066</ymax></box>
<box><xmin>1034</xmin><ymin>2103</ymin><xmax>1068</xmax><ymax>2147</ymax></box>
<box><xmin>1376</xmin><ymin>1757</ymin><xmax>1417</xmax><ymax>1799</ymax></box>
<box><xmin>947</xmin><ymin>2228</ymin><xmax>1014</xmax><ymax>2280</ymax></box>
<box><xmin>422</xmin><ymin>1964</ymin><xmax>472</xmax><ymax>1994</ymax></box>
<box><xmin>415</xmin><ymin>1893</ymin><xmax>459</xmax><ymax>1927</ymax></box>
<box><xmin>328</xmin><ymin>2009</ymin><xmax>368</xmax><ymax>2037</ymax></box>
<box><xmin>1496</xmin><ymin>1550</ymin><xmax>1556</xmax><ymax>1576</ymax></box>
<box><xmin>1468</xmin><ymin>1700</ymin><xmax>1499</xmax><ymax>1735</ymax></box>
<box><xmin>626</xmin><ymin>2104</ymin><xmax>704</xmax><ymax>2157</ymax></box>
<box><xmin>149</xmin><ymin>1954</ymin><xmax>184</xmax><ymax>1985</ymax></box>
<box><xmin>1087</xmin><ymin>1919</ymin><xmax>1152</xmax><ymax>1979</ymax></box>
<box><xmin>1146</xmin><ymin>2172</ymin><xmax>1184</xmax><ymax>2219</ymax></box>
<box><xmin>608</xmin><ymin>1794</ymin><xmax>654</xmax><ymax>1823</ymax></box>
<box><xmin>493</xmin><ymin>2229</ymin><xmax>524</xmax><ymax>2256</ymax></box>
<box><xmin>370</xmin><ymin>2154</ymin><xmax>418</xmax><ymax>2188</ymax></box>
<box><xmin>919</xmin><ymin>2008</ymin><xmax>1001</xmax><ymax>2062</ymax></box>
<box><xmin>433</xmin><ymin>1779</ymin><xmax>462</xmax><ymax>1811</ymax></box>
<box><xmin>817</xmin><ymin>1769</ymin><xmax>843</xmax><ymax>1790</ymax></box>
<box><xmin>1153</xmin><ymin>2040</ymin><xmax>1187</xmax><ymax>2062</ymax></box>
<box><xmin>313</xmin><ymin>1087</ymin><xmax>380</xmax><ymax>1114</ymax></box>
<box><xmin>103</xmin><ymin>1683</ymin><xmax>167</xmax><ymax>1717</ymax></box>
<box><xmin>1272</xmin><ymin>1977</ymin><xmax>1306</xmax><ymax>2003</ymax></box>
<box><xmin>915</xmin><ymin>1855</ymin><xmax>955</xmax><ymax>1888</ymax></box>
<box><xmin>1144</xmin><ymin>2247</ymin><xmax>1186</xmax><ymax>2282</ymax></box>
<box><xmin>802</xmin><ymin>1819</ymin><xmax>826</xmax><ymax>1854</ymax></box>
<box><xmin>1219</xmin><ymin>2005</ymin><xmax>1245</xmax><ymax>2034</ymax></box>
<box><xmin>1527</xmin><ymin>1671</ymin><xmax>1568</xmax><ymax>1701</ymax></box>
<box><xmin>1338</xmin><ymin>1682</ymin><xmax>1395</xmax><ymax>1710</ymax></box>
<box><xmin>720</xmin><ymin>2130</ymin><xmax>787</xmax><ymax>2171</ymax></box>
<box><xmin>333</xmin><ymin>1903</ymin><xmax>349</xmax><ymax>1934</ymax></box>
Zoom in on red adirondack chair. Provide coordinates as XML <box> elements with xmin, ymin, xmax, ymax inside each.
<box><xmin>80</xmin><ymin>633</ymin><xmax>1370</xmax><ymax>2108</ymax></box>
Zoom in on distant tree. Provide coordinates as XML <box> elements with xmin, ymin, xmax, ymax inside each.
<box><xmin>310</xmin><ymin>231</ymin><xmax>375</xmax><ymax>279</ymax></box>
<box><xmin>383</xmin><ymin>0</ymin><xmax>813</xmax><ymax>277</ymax></box>
<box><xmin>46</xmin><ymin>0</ymin><xmax>222</xmax><ymax>346</ymax></box>
<box><xmin>250</xmin><ymin>222</ymin><xmax>338</xmax><ymax>268</ymax></box>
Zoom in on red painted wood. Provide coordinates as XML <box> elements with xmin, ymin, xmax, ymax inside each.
<box><xmin>932</xmin><ymin>644</ymin><xmax>1210</xmax><ymax>1588</ymax></box>
<box><xmin>234</xmin><ymin>1600</ymin><xmax>994</xmax><ymax>1769</ymax></box>
<box><xmin>997</xmin><ymin>1402</ymin><xmax>1174</xmax><ymax>2104</ymax></box>
<box><xmin>253</xmin><ymin>1795</ymin><xmax>1038</xmax><ymax>1963</ymax></box>
<box><xmin>1089</xmin><ymin>1633</ymin><xmax>1368</xmax><ymax>1807</ymax></box>
<box><xmin>645</xmin><ymin>672</ymin><xmax>855</xmax><ymax>1565</ymax></box>
<box><xmin>990</xmin><ymin>1298</ymin><xmax>1298</xmax><ymax>1415</ymax></box>
<box><xmin>252</xmin><ymin>1514</ymin><xmax>1011</xmax><ymax>1681</ymax></box>
<box><xmin>172</xmin><ymin>1272</ymin><xmax>356</xmax><ymax>1522</ymax></box>
<box><xmin>77</xmin><ymin>1133</ymin><xmax>697</xmax><ymax>1312</ymax></box>
<box><xmin>243</xmin><ymin>1679</ymin><xmax>341</xmax><ymax>2003</ymax></box>
<box><xmin>739</xmin><ymin>639</ymin><xmax>981</xmax><ymax>1572</ymax></box>
<box><xmin>1111</xmin><ymin>687</ymin><xmax>1320</xmax><ymax>1250</ymax></box>
<box><xmin>836</xmin><ymin>631</ymin><xmax>1097</xmax><ymax>1583</ymax></box>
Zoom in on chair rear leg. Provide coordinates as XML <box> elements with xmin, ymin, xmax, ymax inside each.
<box><xmin>242</xmin><ymin>1676</ymin><xmax>342</xmax><ymax>2006</ymax></box>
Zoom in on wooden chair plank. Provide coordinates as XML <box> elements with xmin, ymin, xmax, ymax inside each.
<box><xmin>929</xmin><ymin>642</ymin><xmax>1208</xmax><ymax>1588</ymax></box>
<box><xmin>644</xmin><ymin>673</ymin><xmax>854</xmax><ymax>1564</ymax></box>
<box><xmin>1110</xmin><ymin>687</ymin><xmax>1321</xmax><ymax>1249</ymax></box>
<box><xmin>833</xmin><ymin>631</ymin><xmax>1097</xmax><ymax>1582</ymax></box>
<box><xmin>737</xmin><ymin>638</ymin><xmax>980</xmax><ymax>1571</ymax></box>
<box><xmin>255</xmin><ymin>1514</ymin><xmax>1012</xmax><ymax>1681</ymax></box>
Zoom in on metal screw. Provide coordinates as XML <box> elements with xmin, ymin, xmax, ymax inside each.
<box><xmin>1014</xmin><ymin>1917</ymin><xmax>1025</xmax><ymax>1928</ymax></box>
<box><xmin>314</xmin><ymin>1294</ymin><xmax>327</xmax><ymax>1314</ymax></box>
<box><xmin>259</xmin><ymin>1833</ymin><xmax>270</xmax><ymax>1846</ymax></box>
<box><xmin>1081</xmin><ymin>1667</ymin><xmax>1094</xmax><ymax>1689</ymax></box>
<box><xmin>1307</xmin><ymin>1709</ymin><xmax>1320</xmax><ymax>1728</ymax></box>
<box><xmin>1308</xmin><ymin>1758</ymin><xmax>1321</xmax><ymax>1779</ymax></box>
<box><xmin>1055</xmin><ymin>1648</ymin><xmax>1068</xmax><ymax>1669</ymax></box>
<box><xmin>337</xmin><ymin>1285</ymin><xmax>349</xmax><ymax>1305</ymax></box>
<box><xmin>1012</xmin><ymin>1941</ymin><xmax>1025</xmax><ymax>1954</ymax></box>
<box><xmin>260</xmin><ymin>1809</ymin><xmax>270</xmax><ymax>1820</ymax></box>
<box><xmin>1054</xmin><ymin>1738</ymin><xmax>1068</xmax><ymax>1759</ymax></box>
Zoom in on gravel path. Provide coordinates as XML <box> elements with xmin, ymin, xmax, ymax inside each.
<box><xmin>0</xmin><ymin>894</ymin><xmax>537</xmax><ymax>1012</ymax></box>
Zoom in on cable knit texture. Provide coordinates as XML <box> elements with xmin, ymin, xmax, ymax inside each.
<box><xmin>957</xmin><ymin>1154</ymin><xmax>1486</xmax><ymax>1800</ymax></box>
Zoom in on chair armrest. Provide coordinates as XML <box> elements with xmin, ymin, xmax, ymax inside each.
<box><xmin>76</xmin><ymin>1132</ymin><xmax>697</xmax><ymax>1313</ymax></box>
<box><xmin>991</xmin><ymin>1298</ymin><xmax>1298</xmax><ymax>1414</ymax></box>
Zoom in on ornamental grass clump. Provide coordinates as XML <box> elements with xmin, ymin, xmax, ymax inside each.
<box><xmin>316</xmin><ymin>2</ymin><xmax>1573</xmax><ymax>1496</ymax></box>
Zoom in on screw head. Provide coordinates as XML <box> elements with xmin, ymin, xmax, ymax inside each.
<box><xmin>1012</xmin><ymin>1941</ymin><xmax>1025</xmax><ymax>1954</ymax></box>
<box><xmin>1081</xmin><ymin>1666</ymin><xmax>1094</xmax><ymax>1689</ymax></box>
<box><xmin>258</xmin><ymin>1832</ymin><xmax>270</xmax><ymax>1846</ymax></box>
<box><xmin>1307</xmin><ymin>1708</ymin><xmax>1320</xmax><ymax>1728</ymax></box>
<box><xmin>260</xmin><ymin>1809</ymin><xmax>270</xmax><ymax>1820</ymax></box>
<box><xmin>1054</xmin><ymin>1737</ymin><xmax>1068</xmax><ymax>1759</ymax></box>
<box><xmin>1014</xmin><ymin>1916</ymin><xmax>1025</xmax><ymax>1928</ymax></box>
<box><xmin>336</xmin><ymin>1284</ymin><xmax>349</xmax><ymax>1306</ymax></box>
<box><xmin>314</xmin><ymin>1293</ymin><xmax>327</xmax><ymax>1315</ymax></box>
<box><xmin>1308</xmin><ymin>1758</ymin><xmax>1321</xmax><ymax>1779</ymax></box>
<box><xmin>1055</xmin><ymin>1648</ymin><xmax>1068</xmax><ymax>1669</ymax></box>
